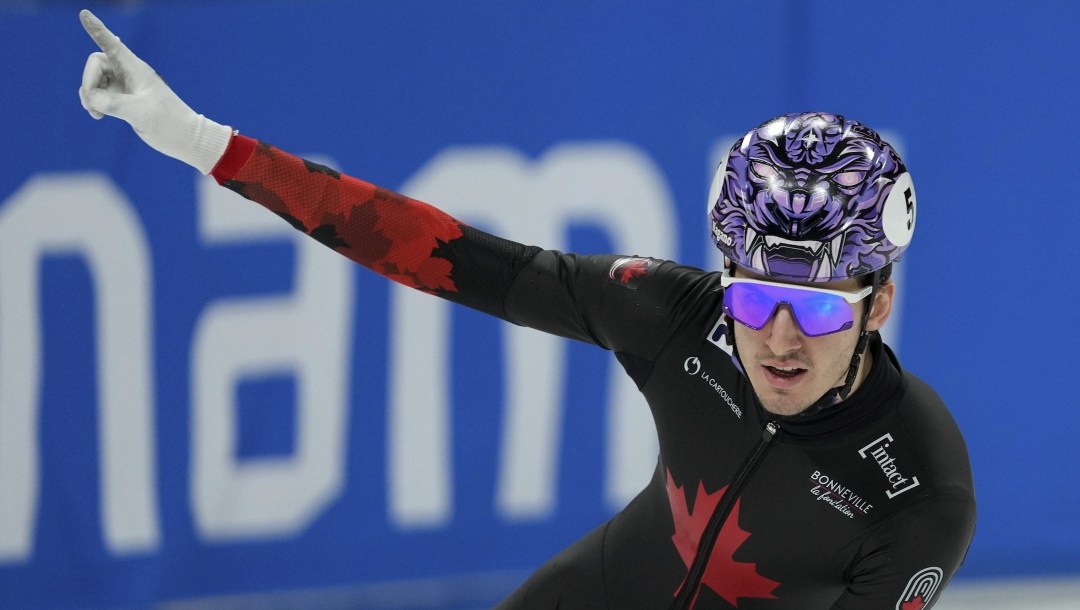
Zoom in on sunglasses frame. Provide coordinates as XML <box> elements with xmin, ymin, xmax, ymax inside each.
<box><xmin>719</xmin><ymin>273</ymin><xmax>873</xmax><ymax>335</ymax></box>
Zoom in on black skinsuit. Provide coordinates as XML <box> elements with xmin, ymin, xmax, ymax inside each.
<box><xmin>212</xmin><ymin>136</ymin><xmax>977</xmax><ymax>610</ymax></box>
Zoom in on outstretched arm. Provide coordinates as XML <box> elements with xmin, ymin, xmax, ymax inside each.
<box><xmin>77</xmin><ymin>9</ymin><xmax>706</xmax><ymax>355</ymax></box>
<box><xmin>208</xmin><ymin>135</ymin><xmax>540</xmax><ymax>316</ymax></box>
<box><xmin>77</xmin><ymin>9</ymin><xmax>539</xmax><ymax>319</ymax></box>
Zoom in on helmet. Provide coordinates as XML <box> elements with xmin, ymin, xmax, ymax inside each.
<box><xmin>708</xmin><ymin>112</ymin><xmax>916</xmax><ymax>282</ymax></box>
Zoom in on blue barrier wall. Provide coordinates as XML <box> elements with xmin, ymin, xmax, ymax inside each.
<box><xmin>2</xmin><ymin>1</ymin><xmax>1078</xmax><ymax>607</ymax></box>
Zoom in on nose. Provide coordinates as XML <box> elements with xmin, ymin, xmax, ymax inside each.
<box><xmin>765</xmin><ymin>305</ymin><xmax>804</xmax><ymax>354</ymax></box>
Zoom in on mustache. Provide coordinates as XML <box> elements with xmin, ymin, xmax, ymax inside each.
<box><xmin>754</xmin><ymin>352</ymin><xmax>812</xmax><ymax>369</ymax></box>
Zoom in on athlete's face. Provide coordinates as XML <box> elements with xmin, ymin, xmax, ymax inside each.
<box><xmin>730</xmin><ymin>267</ymin><xmax>893</xmax><ymax>416</ymax></box>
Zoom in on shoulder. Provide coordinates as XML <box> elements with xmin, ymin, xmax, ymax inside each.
<box><xmin>519</xmin><ymin>252</ymin><xmax>722</xmax><ymax>309</ymax></box>
<box><xmin>592</xmin><ymin>254</ymin><xmax>718</xmax><ymax>292</ymax></box>
<box><xmin>896</xmin><ymin>371</ymin><xmax>965</xmax><ymax>452</ymax></box>
<box><xmin>892</xmin><ymin>369</ymin><xmax>975</xmax><ymax>497</ymax></box>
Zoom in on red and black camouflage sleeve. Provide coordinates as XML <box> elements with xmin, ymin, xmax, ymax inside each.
<box><xmin>211</xmin><ymin>135</ymin><xmax>541</xmax><ymax>320</ymax></box>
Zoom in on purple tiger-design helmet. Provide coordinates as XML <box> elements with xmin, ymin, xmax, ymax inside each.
<box><xmin>709</xmin><ymin>112</ymin><xmax>916</xmax><ymax>282</ymax></box>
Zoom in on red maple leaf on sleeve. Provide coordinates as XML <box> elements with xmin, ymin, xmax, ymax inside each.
<box><xmin>608</xmin><ymin>257</ymin><xmax>652</xmax><ymax>285</ymax></box>
<box><xmin>227</xmin><ymin>143</ymin><xmax>463</xmax><ymax>294</ymax></box>
<box><xmin>619</xmin><ymin>260</ymin><xmax>649</xmax><ymax>283</ymax></box>
<box><xmin>901</xmin><ymin>595</ymin><xmax>927</xmax><ymax>610</ymax></box>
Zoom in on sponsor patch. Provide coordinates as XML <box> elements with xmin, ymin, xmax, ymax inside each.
<box><xmin>607</xmin><ymin>257</ymin><xmax>653</xmax><ymax>289</ymax></box>
<box><xmin>808</xmin><ymin>469</ymin><xmax>873</xmax><ymax>518</ymax></box>
<box><xmin>682</xmin><ymin>355</ymin><xmax>741</xmax><ymax>419</ymax></box>
<box><xmin>706</xmin><ymin>313</ymin><xmax>734</xmax><ymax>355</ymax></box>
<box><xmin>858</xmin><ymin>433</ymin><xmax>921</xmax><ymax>499</ymax></box>
<box><xmin>895</xmin><ymin>567</ymin><xmax>942</xmax><ymax>610</ymax></box>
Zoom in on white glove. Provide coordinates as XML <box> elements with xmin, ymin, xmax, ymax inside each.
<box><xmin>78</xmin><ymin>9</ymin><xmax>233</xmax><ymax>175</ymax></box>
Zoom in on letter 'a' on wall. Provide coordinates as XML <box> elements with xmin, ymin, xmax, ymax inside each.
<box><xmin>391</xmin><ymin>143</ymin><xmax>674</xmax><ymax>527</ymax></box>
<box><xmin>190</xmin><ymin>164</ymin><xmax>354</xmax><ymax>541</ymax></box>
<box><xmin>0</xmin><ymin>173</ymin><xmax>159</xmax><ymax>562</ymax></box>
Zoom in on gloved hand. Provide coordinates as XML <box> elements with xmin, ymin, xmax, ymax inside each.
<box><xmin>78</xmin><ymin>9</ymin><xmax>233</xmax><ymax>175</ymax></box>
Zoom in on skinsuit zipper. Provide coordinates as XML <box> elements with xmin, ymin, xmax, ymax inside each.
<box><xmin>669</xmin><ymin>421</ymin><xmax>779</xmax><ymax>610</ymax></box>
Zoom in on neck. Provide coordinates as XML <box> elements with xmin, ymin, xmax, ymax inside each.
<box><xmin>767</xmin><ymin>338</ymin><xmax>902</xmax><ymax>436</ymax></box>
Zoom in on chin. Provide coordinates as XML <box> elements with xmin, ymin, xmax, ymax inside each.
<box><xmin>760</xmin><ymin>400</ymin><xmax>813</xmax><ymax>417</ymax></box>
<box><xmin>756</xmin><ymin>387</ymin><xmax>822</xmax><ymax>416</ymax></box>
<box><xmin>749</xmin><ymin>383</ymin><xmax>809</xmax><ymax>417</ymax></box>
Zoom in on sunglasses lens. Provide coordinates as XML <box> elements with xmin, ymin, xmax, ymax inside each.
<box><xmin>723</xmin><ymin>283</ymin><xmax>778</xmax><ymax>329</ymax></box>
<box><xmin>723</xmin><ymin>282</ymin><xmax>854</xmax><ymax>336</ymax></box>
<box><xmin>790</xmin><ymin>290</ymin><xmax>854</xmax><ymax>336</ymax></box>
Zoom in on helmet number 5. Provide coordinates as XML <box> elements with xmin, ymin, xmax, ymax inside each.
<box><xmin>904</xmin><ymin>187</ymin><xmax>915</xmax><ymax>230</ymax></box>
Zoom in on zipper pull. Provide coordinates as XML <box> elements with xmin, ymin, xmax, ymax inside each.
<box><xmin>763</xmin><ymin>421</ymin><xmax>779</xmax><ymax>440</ymax></box>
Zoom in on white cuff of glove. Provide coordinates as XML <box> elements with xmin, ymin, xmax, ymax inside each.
<box><xmin>185</xmin><ymin>114</ymin><xmax>234</xmax><ymax>175</ymax></box>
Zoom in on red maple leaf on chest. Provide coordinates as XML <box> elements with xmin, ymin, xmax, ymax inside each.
<box><xmin>666</xmin><ymin>469</ymin><xmax>781</xmax><ymax>608</ymax></box>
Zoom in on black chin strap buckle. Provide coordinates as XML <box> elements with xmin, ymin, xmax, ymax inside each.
<box><xmin>837</xmin><ymin>330</ymin><xmax>871</xmax><ymax>401</ymax></box>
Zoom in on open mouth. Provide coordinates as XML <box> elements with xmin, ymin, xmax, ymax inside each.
<box><xmin>765</xmin><ymin>365</ymin><xmax>804</xmax><ymax>378</ymax></box>
<box><xmin>763</xmin><ymin>365</ymin><xmax>807</xmax><ymax>386</ymax></box>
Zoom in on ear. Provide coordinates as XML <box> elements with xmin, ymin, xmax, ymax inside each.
<box><xmin>864</xmin><ymin>281</ymin><xmax>895</xmax><ymax>332</ymax></box>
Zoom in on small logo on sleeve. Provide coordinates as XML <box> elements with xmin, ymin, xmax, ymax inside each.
<box><xmin>858</xmin><ymin>433</ymin><xmax>921</xmax><ymax>499</ymax></box>
<box><xmin>895</xmin><ymin>567</ymin><xmax>942</xmax><ymax>610</ymax></box>
<box><xmin>608</xmin><ymin>257</ymin><xmax>653</xmax><ymax>289</ymax></box>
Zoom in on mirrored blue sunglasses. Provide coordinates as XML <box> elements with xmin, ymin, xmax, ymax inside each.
<box><xmin>720</xmin><ymin>274</ymin><xmax>873</xmax><ymax>337</ymax></box>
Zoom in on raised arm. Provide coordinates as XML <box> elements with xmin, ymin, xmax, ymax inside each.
<box><xmin>207</xmin><ymin>135</ymin><xmax>546</xmax><ymax>318</ymax></box>
<box><xmin>77</xmin><ymin>9</ymin><xmax>710</xmax><ymax>357</ymax></box>
<box><xmin>77</xmin><ymin>9</ymin><xmax>539</xmax><ymax>319</ymax></box>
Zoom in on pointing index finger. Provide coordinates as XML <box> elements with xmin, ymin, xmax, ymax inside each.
<box><xmin>79</xmin><ymin>9</ymin><xmax>129</xmax><ymax>60</ymax></box>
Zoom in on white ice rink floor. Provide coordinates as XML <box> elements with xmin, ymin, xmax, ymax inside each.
<box><xmin>935</xmin><ymin>576</ymin><xmax>1080</xmax><ymax>609</ymax></box>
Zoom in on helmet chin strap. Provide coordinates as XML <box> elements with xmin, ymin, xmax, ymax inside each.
<box><xmin>813</xmin><ymin>269</ymin><xmax>882</xmax><ymax>408</ymax></box>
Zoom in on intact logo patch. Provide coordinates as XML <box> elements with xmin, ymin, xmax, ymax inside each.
<box><xmin>858</xmin><ymin>433</ymin><xmax>921</xmax><ymax>499</ymax></box>
<box><xmin>895</xmin><ymin>567</ymin><xmax>942</xmax><ymax>610</ymax></box>
<box><xmin>608</xmin><ymin>257</ymin><xmax>653</xmax><ymax>289</ymax></box>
